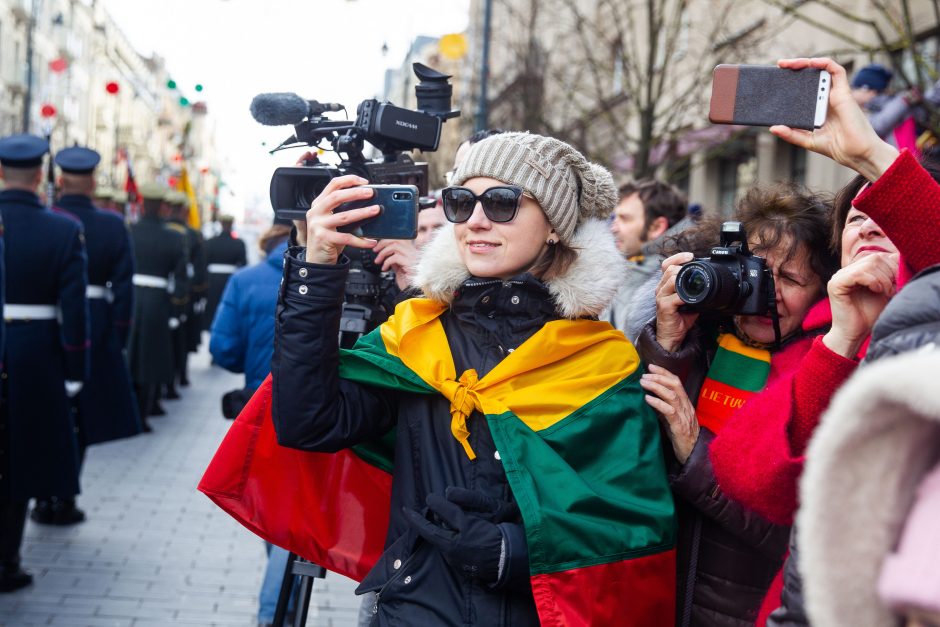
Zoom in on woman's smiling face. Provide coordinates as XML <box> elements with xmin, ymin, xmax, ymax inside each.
<box><xmin>453</xmin><ymin>177</ymin><xmax>555</xmax><ymax>279</ymax></box>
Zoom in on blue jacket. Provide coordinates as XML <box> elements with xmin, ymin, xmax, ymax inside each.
<box><xmin>210</xmin><ymin>241</ymin><xmax>287</xmax><ymax>389</ymax></box>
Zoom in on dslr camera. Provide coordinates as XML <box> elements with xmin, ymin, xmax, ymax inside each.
<box><xmin>674</xmin><ymin>221</ymin><xmax>775</xmax><ymax>316</ymax></box>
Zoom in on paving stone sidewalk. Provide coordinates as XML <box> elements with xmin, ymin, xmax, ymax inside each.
<box><xmin>0</xmin><ymin>346</ymin><xmax>360</xmax><ymax>626</ymax></box>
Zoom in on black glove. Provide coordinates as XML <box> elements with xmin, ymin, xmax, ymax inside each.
<box><xmin>404</xmin><ymin>487</ymin><xmax>518</xmax><ymax>584</ymax></box>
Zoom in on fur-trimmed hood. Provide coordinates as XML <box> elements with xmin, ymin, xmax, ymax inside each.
<box><xmin>798</xmin><ymin>349</ymin><xmax>940</xmax><ymax>627</ymax></box>
<box><xmin>411</xmin><ymin>218</ymin><xmax>625</xmax><ymax>319</ymax></box>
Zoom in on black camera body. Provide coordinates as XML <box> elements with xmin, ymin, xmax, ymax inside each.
<box><xmin>265</xmin><ymin>62</ymin><xmax>459</xmax><ymax>222</ymax></box>
<box><xmin>675</xmin><ymin>221</ymin><xmax>775</xmax><ymax>316</ymax></box>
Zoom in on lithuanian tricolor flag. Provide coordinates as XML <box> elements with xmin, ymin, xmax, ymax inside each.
<box><xmin>199</xmin><ymin>298</ymin><xmax>676</xmax><ymax>625</ymax></box>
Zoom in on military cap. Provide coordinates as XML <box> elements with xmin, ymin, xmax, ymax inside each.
<box><xmin>0</xmin><ymin>134</ymin><xmax>49</xmax><ymax>168</ymax></box>
<box><xmin>139</xmin><ymin>182</ymin><xmax>168</xmax><ymax>201</ymax></box>
<box><xmin>94</xmin><ymin>186</ymin><xmax>116</xmax><ymax>200</ymax></box>
<box><xmin>55</xmin><ymin>146</ymin><xmax>101</xmax><ymax>174</ymax></box>
<box><xmin>112</xmin><ymin>190</ymin><xmax>128</xmax><ymax>203</ymax></box>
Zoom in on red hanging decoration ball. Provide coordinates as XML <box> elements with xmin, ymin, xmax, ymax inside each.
<box><xmin>105</xmin><ymin>81</ymin><xmax>120</xmax><ymax>95</ymax></box>
<box><xmin>49</xmin><ymin>58</ymin><xmax>68</xmax><ymax>73</ymax></box>
<box><xmin>40</xmin><ymin>104</ymin><xmax>57</xmax><ymax>118</ymax></box>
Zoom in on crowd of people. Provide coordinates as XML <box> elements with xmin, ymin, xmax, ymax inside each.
<box><xmin>2</xmin><ymin>54</ymin><xmax>939</xmax><ymax>627</ymax></box>
<box><xmin>0</xmin><ymin>138</ymin><xmax>252</xmax><ymax>594</ymax></box>
<box><xmin>198</xmin><ymin>56</ymin><xmax>940</xmax><ymax>627</ymax></box>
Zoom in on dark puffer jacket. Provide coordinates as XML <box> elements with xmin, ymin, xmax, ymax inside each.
<box><xmin>636</xmin><ymin>322</ymin><xmax>794</xmax><ymax>627</ymax></box>
<box><xmin>272</xmin><ymin>251</ymin><xmax>553</xmax><ymax>626</ymax></box>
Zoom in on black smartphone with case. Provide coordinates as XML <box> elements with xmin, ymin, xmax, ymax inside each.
<box><xmin>709</xmin><ymin>64</ymin><xmax>830</xmax><ymax>131</ymax></box>
<box><xmin>334</xmin><ymin>184</ymin><xmax>418</xmax><ymax>240</ymax></box>
<box><xmin>273</xmin><ymin>184</ymin><xmax>419</xmax><ymax>240</ymax></box>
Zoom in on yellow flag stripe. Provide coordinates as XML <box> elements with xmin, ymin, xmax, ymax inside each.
<box><xmin>717</xmin><ymin>333</ymin><xmax>772</xmax><ymax>363</ymax></box>
<box><xmin>379</xmin><ymin>299</ymin><xmax>640</xmax><ymax>433</ymax></box>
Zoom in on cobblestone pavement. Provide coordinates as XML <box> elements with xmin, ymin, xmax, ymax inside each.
<box><xmin>0</xmin><ymin>345</ymin><xmax>360</xmax><ymax>626</ymax></box>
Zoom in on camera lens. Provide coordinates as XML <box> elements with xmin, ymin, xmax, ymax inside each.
<box><xmin>675</xmin><ymin>260</ymin><xmax>740</xmax><ymax>312</ymax></box>
<box><xmin>682</xmin><ymin>267</ymin><xmax>709</xmax><ymax>299</ymax></box>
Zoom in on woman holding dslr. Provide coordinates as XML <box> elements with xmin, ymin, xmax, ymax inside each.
<box><xmin>635</xmin><ymin>185</ymin><xmax>839</xmax><ymax>626</ymax></box>
<box><xmin>267</xmin><ymin>132</ymin><xmax>677</xmax><ymax>626</ymax></box>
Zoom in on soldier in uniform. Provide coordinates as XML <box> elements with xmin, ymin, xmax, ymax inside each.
<box><xmin>203</xmin><ymin>214</ymin><xmax>246</xmax><ymax>329</ymax></box>
<box><xmin>127</xmin><ymin>183</ymin><xmax>187</xmax><ymax>424</ymax></box>
<box><xmin>0</xmin><ymin>134</ymin><xmax>89</xmax><ymax>592</ymax></box>
<box><xmin>165</xmin><ymin>191</ymin><xmax>205</xmax><ymax>389</ymax></box>
<box><xmin>30</xmin><ymin>147</ymin><xmax>142</xmax><ymax>525</ymax></box>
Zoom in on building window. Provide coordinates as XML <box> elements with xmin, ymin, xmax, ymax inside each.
<box><xmin>718</xmin><ymin>154</ymin><xmax>757</xmax><ymax>216</ymax></box>
<box><xmin>790</xmin><ymin>144</ymin><xmax>807</xmax><ymax>185</ymax></box>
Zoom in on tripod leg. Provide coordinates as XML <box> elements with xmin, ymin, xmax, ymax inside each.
<box><xmin>294</xmin><ymin>574</ymin><xmax>315</xmax><ymax>627</ymax></box>
<box><xmin>272</xmin><ymin>552</ymin><xmax>296</xmax><ymax>627</ymax></box>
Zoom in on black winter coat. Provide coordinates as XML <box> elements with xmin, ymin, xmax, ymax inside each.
<box><xmin>636</xmin><ymin>322</ymin><xmax>791</xmax><ymax>627</ymax></box>
<box><xmin>271</xmin><ymin>250</ymin><xmax>544</xmax><ymax>627</ymax></box>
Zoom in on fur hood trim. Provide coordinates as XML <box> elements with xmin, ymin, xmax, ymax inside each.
<box><xmin>798</xmin><ymin>349</ymin><xmax>940</xmax><ymax>627</ymax></box>
<box><xmin>411</xmin><ymin>218</ymin><xmax>626</xmax><ymax>319</ymax></box>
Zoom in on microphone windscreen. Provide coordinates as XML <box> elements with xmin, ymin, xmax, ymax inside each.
<box><xmin>249</xmin><ymin>93</ymin><xmax>310</xmax><ymax>126</ymax></box>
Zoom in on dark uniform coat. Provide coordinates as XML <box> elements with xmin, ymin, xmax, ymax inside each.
<box><xmin>127</xmin><ymin>216</ymin><xmax>187</xmax><ymax>385</ymax></box>
<box><xmin>0</xmin><ymin>189</ymin><xmax>88</xmax><ymax>502</ymax></box>
<box><xmin>56</xmin><ymin>194</ymin><xmax>141</xmax><ymax>445</ymax></box>
<box><xmin>203</xmin><ymin>232</ymin><xmax>246</xmax><ymax>329</ymax></box>
<box><xmin>169</xmin><ymin>220</ymin><xmax>207</xmax><ymax>352</ymax></box>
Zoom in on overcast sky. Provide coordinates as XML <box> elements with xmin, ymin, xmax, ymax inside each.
<box><xmin>103</xmin><ymin>0</ymin><xmax>471</xmax><ymax>220</ymax></box>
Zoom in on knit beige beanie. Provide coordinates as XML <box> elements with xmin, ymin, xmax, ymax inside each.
<box><xmin>451</xmin><ymin>132</ymin><xmax>617</xmax><ymax>243</ymax></box>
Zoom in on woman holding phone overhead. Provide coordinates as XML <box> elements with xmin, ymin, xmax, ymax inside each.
<box><xmin>202</xmin><ymin>132</ymin><xmax>678</xmax><ymax>626</ymax></box>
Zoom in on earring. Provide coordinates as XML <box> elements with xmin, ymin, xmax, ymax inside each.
<box><xmin>547</xmin><ymin>238</ymin><xmax>556</xmax><ymax>245</ymax></box>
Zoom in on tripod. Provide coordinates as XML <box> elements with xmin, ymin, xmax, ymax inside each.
<box><xmin>272</xmin><ymin>552</ymin><xmax>326</xmax><ymax>627</ymax></box>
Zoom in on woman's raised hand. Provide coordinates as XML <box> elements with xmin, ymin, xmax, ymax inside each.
<box><xmin>655</xmin><ymin>252</ymin><xmax>700</xmax><ymax>353</ymax></box>
<box><xmin>823</xmin><ymin>252</ymin><xmax>899</xmax><ymax>358</ymax></box>
<box><xmin>301</xmin><ymin>175</ymin><xmax>379</xmax><ymax>265</ymax></box>
<box><xmin>641</xmin><ymin>364</ymin><xmax>700</xmax><ymax>464</ymax></box>
<box><xmin>769</xmin><ymin>58</ymin><xmax>900</xmax><ymax>181</ymax></box>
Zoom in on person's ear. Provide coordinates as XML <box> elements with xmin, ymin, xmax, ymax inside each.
<box><xmin>646</xmin><ymin>216</ymin><xmax>669</xmax><ymax>241</ymax></box>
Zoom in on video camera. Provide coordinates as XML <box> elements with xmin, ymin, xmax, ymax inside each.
<box><xmin>675</xmin><ymin>221</ymin><xmax>775</xmax><ymax>317</ymax></box>
<box><xmin>251</xmin><ymin>62</ymin><xmax>460</xmax><ymax>221</ymax></box>
<box><xmin>251</xmin><ymin>63</ymin><xmax>459</xmax><ymax>346</ymax></box>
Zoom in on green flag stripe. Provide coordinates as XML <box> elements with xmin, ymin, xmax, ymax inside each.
<box><xmin>706</xmin><ymin>348</ymin><xmax>770</xmax><ymax>392</ymax></box>
<box><xmin>487</xmin><ymin>369</ymin><xmax>676</xmax><ymax>574</ymax></box>
<box><xmin>352</xmin><ymin>429</ymin><xmax>396</xmax><ymax>474</ymax></box>
<box><xmin>339</xmin><ymin>329</ymin><xmax>434</xmax><ymax>395</ymax></box>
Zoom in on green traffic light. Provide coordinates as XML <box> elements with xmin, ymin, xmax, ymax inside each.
<box><xmin>195</xmin><ymin>84</ymin><xmax>204</xmax><ymax>92</ymax></box>
<box><xmin>179</xmin><ymin>96</ymin><xmax>190</xmax><ymax>106</ymax></box>
<box><xmin>167</xmin><ymin>79</ymin><xmax>177</xmax><ymax>89</ymax></box>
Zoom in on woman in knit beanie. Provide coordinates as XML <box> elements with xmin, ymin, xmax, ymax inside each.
<box><xmin>244</xmin><ymin>131</ymin><xmax>679</xmax><ymax>625</ymax></box>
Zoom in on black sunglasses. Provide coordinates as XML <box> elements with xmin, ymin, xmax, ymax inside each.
<box><xmin>440</xmin><ymin>185</ymin><xmax>527</xmax><ymax>224</ymax></box>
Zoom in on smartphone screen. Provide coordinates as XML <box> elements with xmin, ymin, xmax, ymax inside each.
<box><xmin>709</xmin><ymin>65</ymin><xmax>830</xmax><ymax>130</ymax></box>
<box><xmin>335</xmin><ymin>184</ymin><xmax>418</xmax><ymax>240</ymax></box>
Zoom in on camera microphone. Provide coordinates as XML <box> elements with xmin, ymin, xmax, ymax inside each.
<box><xmin>250</xmin><ymin>92</ymin><xmax>343</xmax><ymax>126</ymax></box>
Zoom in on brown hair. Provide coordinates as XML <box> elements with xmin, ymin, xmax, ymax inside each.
<box><xmin>529</xmin><ymin>240</ymin><xmax>579</xmax><ymax>281</ymax></box>
<box><xmin>258</xmin><ymin>224</ymin><xmax>291</xmax><ymax>254</ymax></box>
<box><xmin>618</xmin><ymin>179</ymin><xmax>687</xmax><ymax>231</ymax></box>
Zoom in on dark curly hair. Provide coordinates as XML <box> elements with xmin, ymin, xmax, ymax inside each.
<box><xmin>674</xmin><ymin>184</ymin><xmax>838</xmax><ymax>287</ymax></box>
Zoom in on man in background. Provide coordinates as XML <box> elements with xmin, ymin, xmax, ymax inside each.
<box><xmin>604</xmin><ymin>179</ymin><xmax>688</xmax><ymax>335</ymax></box>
